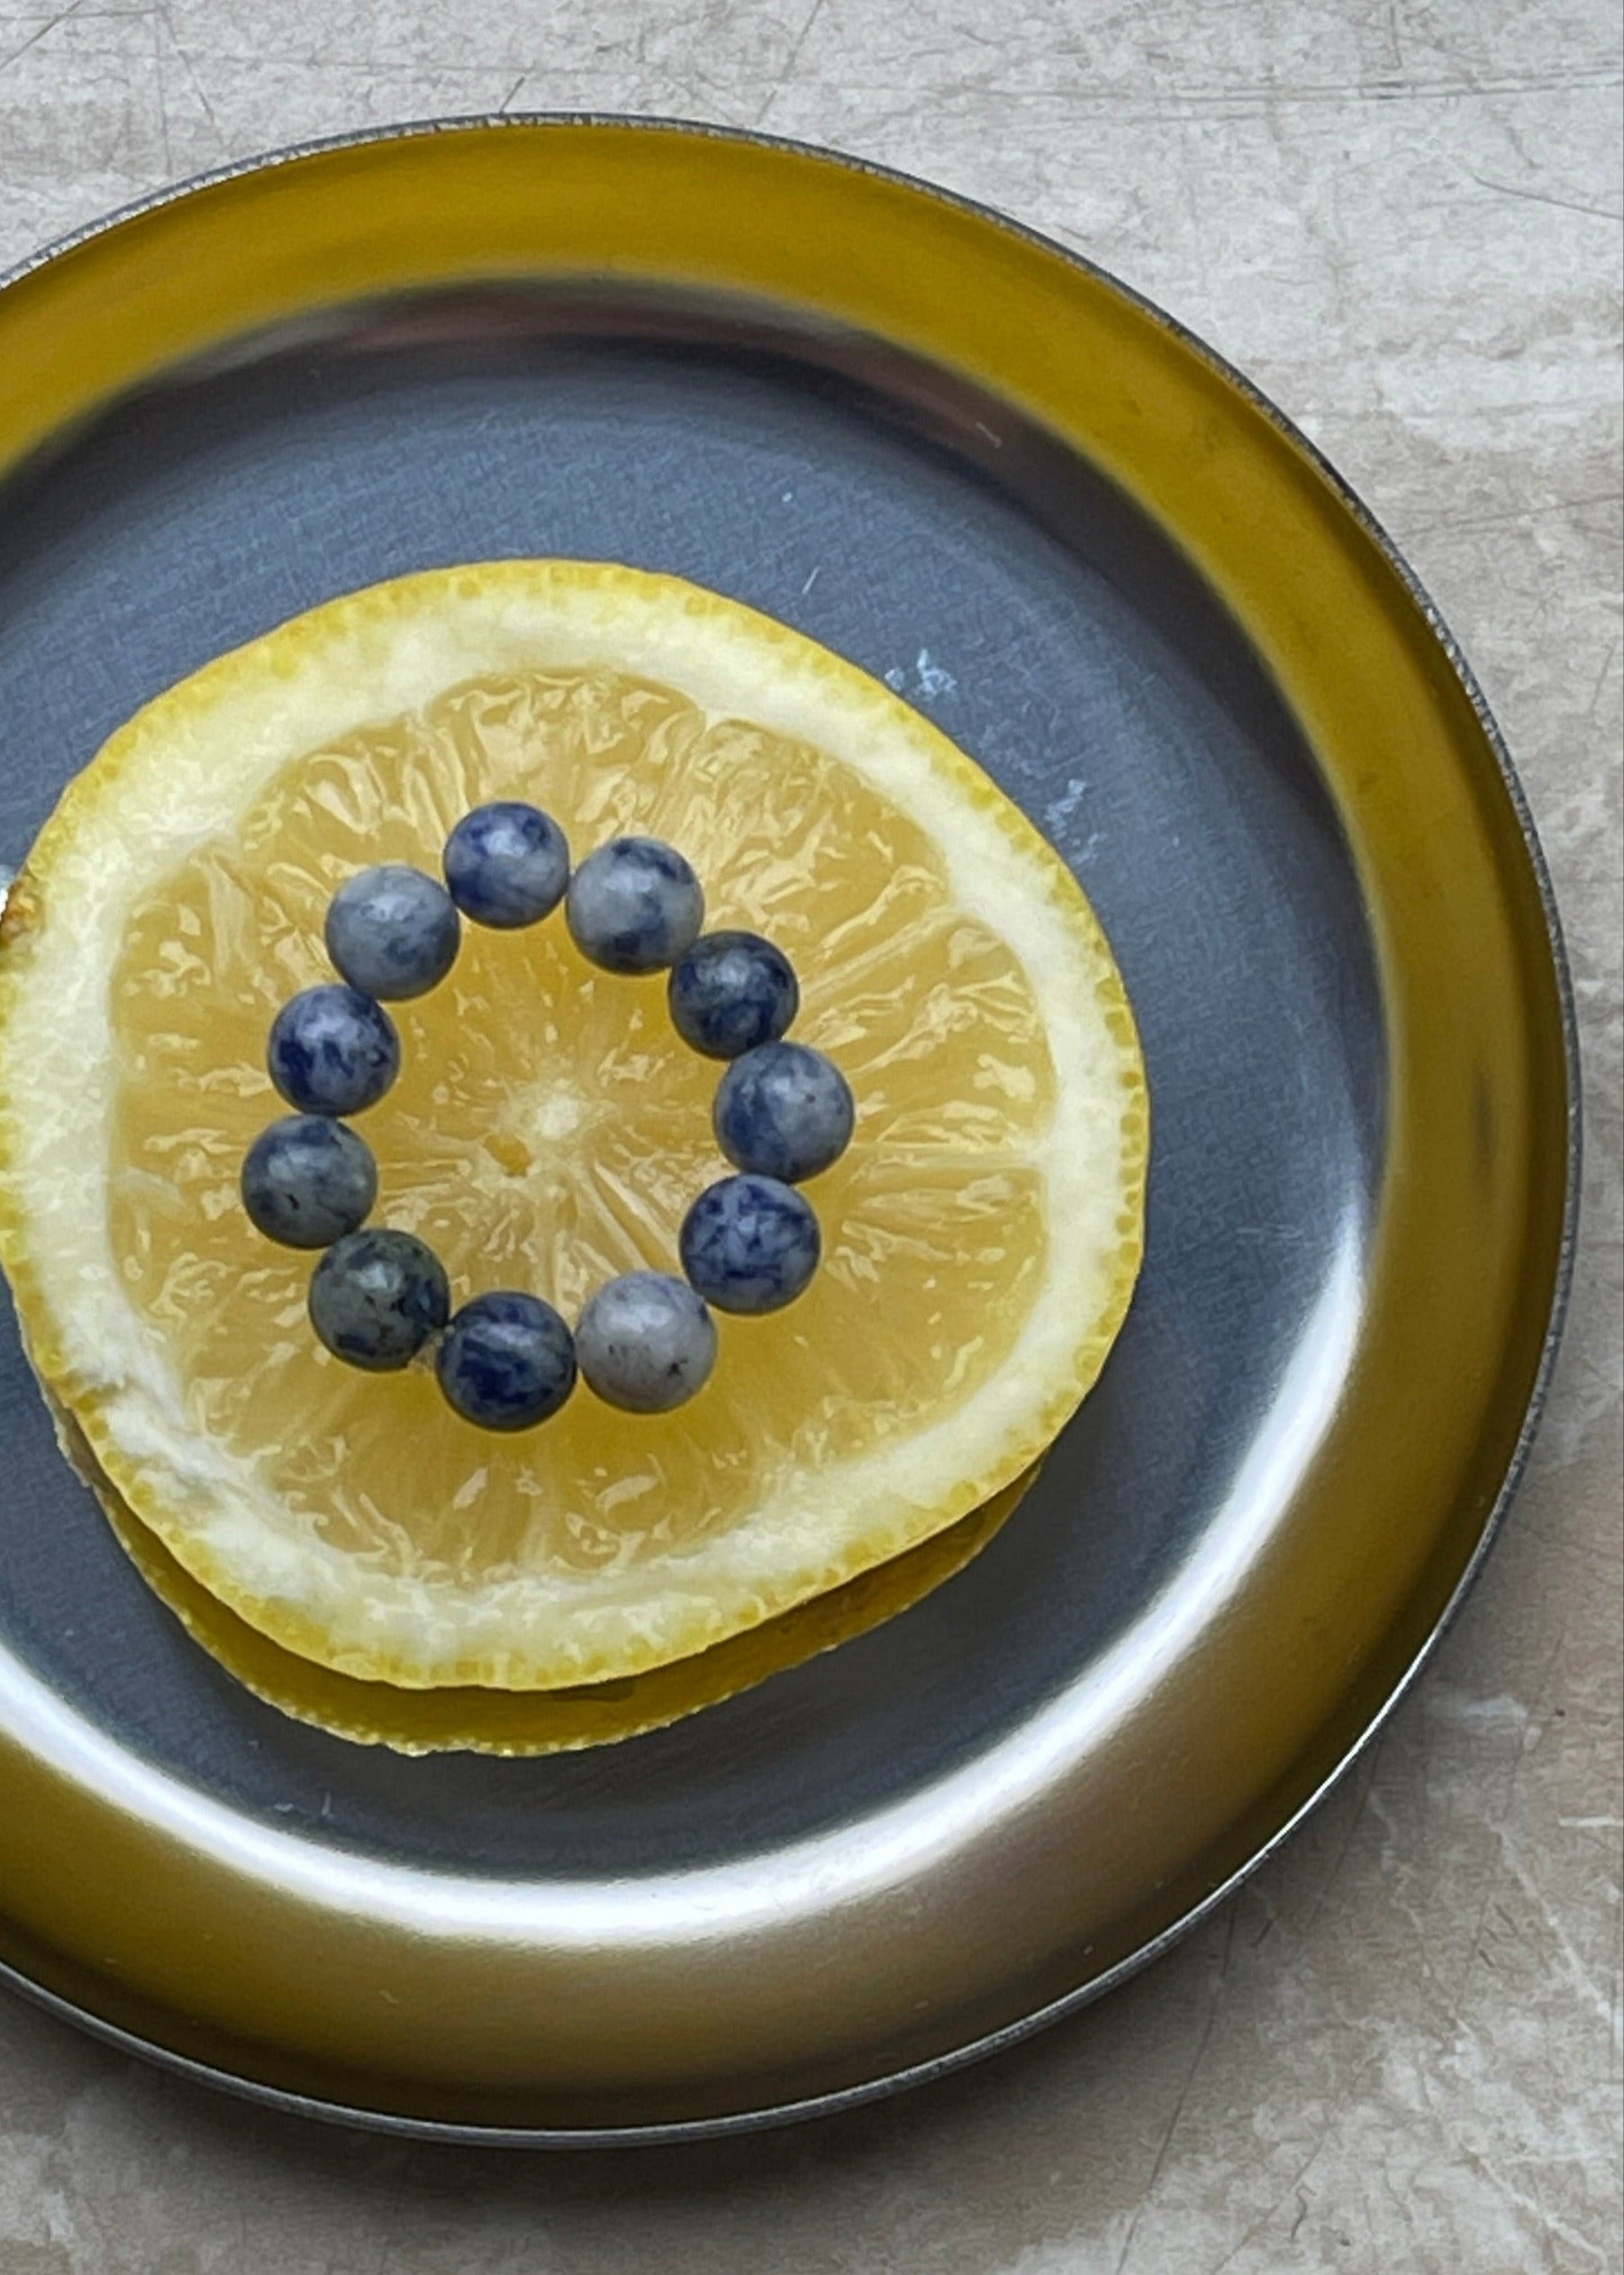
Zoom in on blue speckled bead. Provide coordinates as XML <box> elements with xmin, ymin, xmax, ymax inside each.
<box><xmin>712</xmin><ymin>1042</ymin><xmax>855</xmax><ymax>1184</ymax></box>
<box><xmin>566</xmin><ymin>837</ymin><xmax>704</xmax><ymax>975</ymax></box>
<box><xmin>443</xmin><ymin>803</ymin><xmax>570</xmax><ymax>930</ymax></box>
<box><xmin>679</xmin><ymin>1175</ymin><xmax>821</xmax><ymax>1315</ymax></box>
<box><xmin>667</xmin><ymin>931</ymin><xmax>799</xmax><ymax>1060</ymax></box>
<box><xmin>240</xmin><ymin>1115</ymin><xmax>377</xmax><ymax>1249</ymax></box>
<box><xmin>437</xmin><ymin>1290</ymin><xmax>576</xmax><ymax>1430</ymax></box>
<box><xmin>268</xmin><ymin>985</ymin><xmax>400</xmax><ymax>1117</ymax></box>
<box><xmin>325</xmin><ymin>863</ymin><xmax>461</xmax><ymax>1000</ymax></box>
<box><xmin>308</xmin><ymin>1228</ymin><xmax>450</xmax><ymax>1371</ymax></box>
<box><xmin>575</xmin><ymin>1272</ymin><xmax>717</xmax><ymax>1413</ymax></box>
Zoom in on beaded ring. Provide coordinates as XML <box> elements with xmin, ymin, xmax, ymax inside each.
<box><xmin>238</xmin><ymin>806</ymin><xmax>855</xmax><ymax>1431</ymax></box>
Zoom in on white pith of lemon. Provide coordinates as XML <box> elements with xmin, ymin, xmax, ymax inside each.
<box><xmin>0</xmin><ymin>563</ymin><xmax>1147</xmax><ymax>1688</ymax></box>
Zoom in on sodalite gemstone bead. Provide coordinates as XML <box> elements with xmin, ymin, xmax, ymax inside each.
<box><xmin>240</xmin><ymin>1115</ymin><xmax>377</xmax><ymax>1249</ymax></box>
<box><xmin>667</xmin><ymin>931</ymin><xmax>799</xmax><ymax>1060</ymax></box>
<box><xmin>268</xmin><ymin>985</ymin><xmax>400</xmax><ymax>1117</ymax></box>
<box><xmin>566</xmin><ymin>837</ymin><xmax>704</xmax><ymax>975</ymax></box>
<box><xmin>308</xmin><ymin>1228</ymin><xmax>450</xmax><ymax>1371</ymax></box>
<box><xmin>437</xmin><ymin>1290</ymin><xmax>576</xmax><ymax>1430</ymax></box>
<box><xmin>679</xmin><ymin>1175</ymin><xmax>821</xmax><ymax>1315</ymax></box>
<box><xmin>576</xmin><ymin>1272</ymin><xmax>717</xmax><ymax>1413</ymax></box>
<box><xmin>712</xmin><ymin>1042</ymin><xmax>855</xmax><ymax>1184</ymax></box>
<box><xmin>325</xmin><ymin>864</ymin><xmax>461</xmax><ymax>1000</ymax></box>
<box><xmin>443</xmin><ymin>803</ymin><xmax>570</xmax><ymax>929</ymax></box>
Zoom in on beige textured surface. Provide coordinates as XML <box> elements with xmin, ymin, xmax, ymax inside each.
<box><xmin>0</xmin><ymin>2</ymin><xmax>1619</xmax><ymax>2269</ymax></box>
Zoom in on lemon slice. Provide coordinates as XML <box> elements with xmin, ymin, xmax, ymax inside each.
<box><xmin>50</xmin><ymin>1388</ymin><xmax>1036</xmax><ymax>1755</ymax></box>
<box><xmin>0</xmin><ymin>564</ymin><xmax>1146</xmax><ymax>1689</ymax></box>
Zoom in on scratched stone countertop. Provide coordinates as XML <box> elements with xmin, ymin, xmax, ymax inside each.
<box><xmin>0</xmin><ymin>3</ymin><xmax>1619</xmax><ymax>2270</ymax></box>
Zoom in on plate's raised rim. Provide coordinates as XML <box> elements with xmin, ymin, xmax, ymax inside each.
<box><xmin>0</xmin><ymin>112</ymin><xmax>1580</xmax><ymax>2148</ymax></box>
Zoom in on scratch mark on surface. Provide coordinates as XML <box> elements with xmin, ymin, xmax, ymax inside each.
<box><xmin>1300</xmin><ymin>1740</ymin><xmax>1384</xmax><ymax>1938</ymax></box>
<box><xmin>793</xmin><ymin>67</ymin><xmax>1623</xmax><ymax>140</ymax></box>
<box><xmin>148</xmin><ymin>2</ymin><xmax>173</xmax><ymax>177</ymax></box>
<box><xmin>1583</xmin><ymin>636</ymin><xmax>1620</xmax><ymax>718</ymax></box>
<box><xmin>1406</xmin><ymin>491</ymin><xmax>1623</xmax><ymax>538</ymax></box>
<box><xmin>801</xmin><ymin>564</ymin><xmax>821</xmax><ymax>596</ymax></box>
<box><xmin>1492</xmin><ymin>1829</ymin><xmax>1618</xmax><ymax>2029</ymax></box>
<box><xmin>158</xmin><ymin>2</ymin><xmax>227</xmax><ymax>155</ymax></box>
<box><xmin>0</xmin><ymin>0</ymin><xmax>82</xmax><ymax>76</ymax></box>
<box><xmin>755</xmin><ymin>0</ymin><xmax>827</xmax><ymax>128</ymax></box>
<box><xmin>1457</xmin><ymin>2138</ymin><xmax>1610</xmax><ymax>2268</ymax></box>
<box><xmin>1468</xmin><ymin>169</ymin><xmax>1624</xmax><ymax>222</ymax></box>
<box><xmin>1114</xmin><ymin>1908</ymin><xmax>1238</xmax><ymax>2273</ymax></box>
<box><xmin>1209</xmin><ymin>2135</ymin><xmax>1333</xmax><ymax>2275</ymax></box>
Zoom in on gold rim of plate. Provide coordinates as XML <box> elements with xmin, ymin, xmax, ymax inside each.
<box><xmin>0</xmin><ymin>119</ymin><xmax>1575</xmax><ymax>2140</ymax></box>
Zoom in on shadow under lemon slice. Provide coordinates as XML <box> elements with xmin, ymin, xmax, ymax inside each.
<box><xmin>53</xmin><ymin>1396</ymin><xmax>1035</xmax><ymax>1754</ymax></box>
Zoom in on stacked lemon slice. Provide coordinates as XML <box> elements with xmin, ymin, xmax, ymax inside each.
<box><xmin>0</xmin><ymin>565</ymin><xmax>1147</xmax><ymax>1752</ymax></box>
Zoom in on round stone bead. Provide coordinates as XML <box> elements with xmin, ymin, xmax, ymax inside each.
<box><xmin>576</xmin><ymin>1271</ymin><xmax>717</xmax><ymax>1413</ymax></box>
<box><xmin>712</xmin><ymin>1042</ymin><xmax>855</xmax><ymax>1184</ymax></box>
<box><xmin>268</xmin><ymin>984</ymin><xmax>400</xmax><ymax>1117</ymax></box>
<box><xmin>308</xmin><ymin>1228</ymin><xmax>450</xmax><ymax>1372</ymax></box>
<box><xmin>667</xmin><ymin>931</ymin><xmax>799</xmax><ymax>1060</ymax></box>
<box><xmin>679</xmin><ymin>1174</ymin><xmax>821</xmax><ymax>1315</ymax></box>
<box><xmin>325</xmin><ymin>863</ymin><xmax>461</xmax><ymax>1000</ymax></box>
<box><xmin>240</xmin><ymin>1115</ymin><xmax>377</xmax><ymax>1249</ymax></box>
<box><xmin>437</xmin><ymin>1290</ymin><xmax>576</xmax><ymax>1431</ymax></box>
<box><xmin>566</xmin><ymin>837</ymin><xmax>704</xmax><ymax>975</ymax></box>
<box><xmin>443</xmin><ymin>802</ymin><xmax>570</xmax><ymax>930</ymax></box>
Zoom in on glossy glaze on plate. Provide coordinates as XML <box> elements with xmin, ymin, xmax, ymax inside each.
<box><xmin>0</xmin><ymin>120</ymin><xmax>1574</xmax><ymax>2141</ymax></box>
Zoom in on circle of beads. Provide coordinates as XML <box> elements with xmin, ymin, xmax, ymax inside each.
<box><xmin>239</xmin><ymin>807</ymin><xmax>855</xmax><ymax>1428</ymax></box>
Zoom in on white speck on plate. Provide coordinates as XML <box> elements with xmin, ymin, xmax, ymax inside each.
<box><xmin>1043</xmin><ymin>775</ymin><xmax>1089</xmax><ymax>832</ymax></box>
<box><xmin>883</xmin><ymin>649</ymin><xmax>957</xmax><ymax>702</ymax></box>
